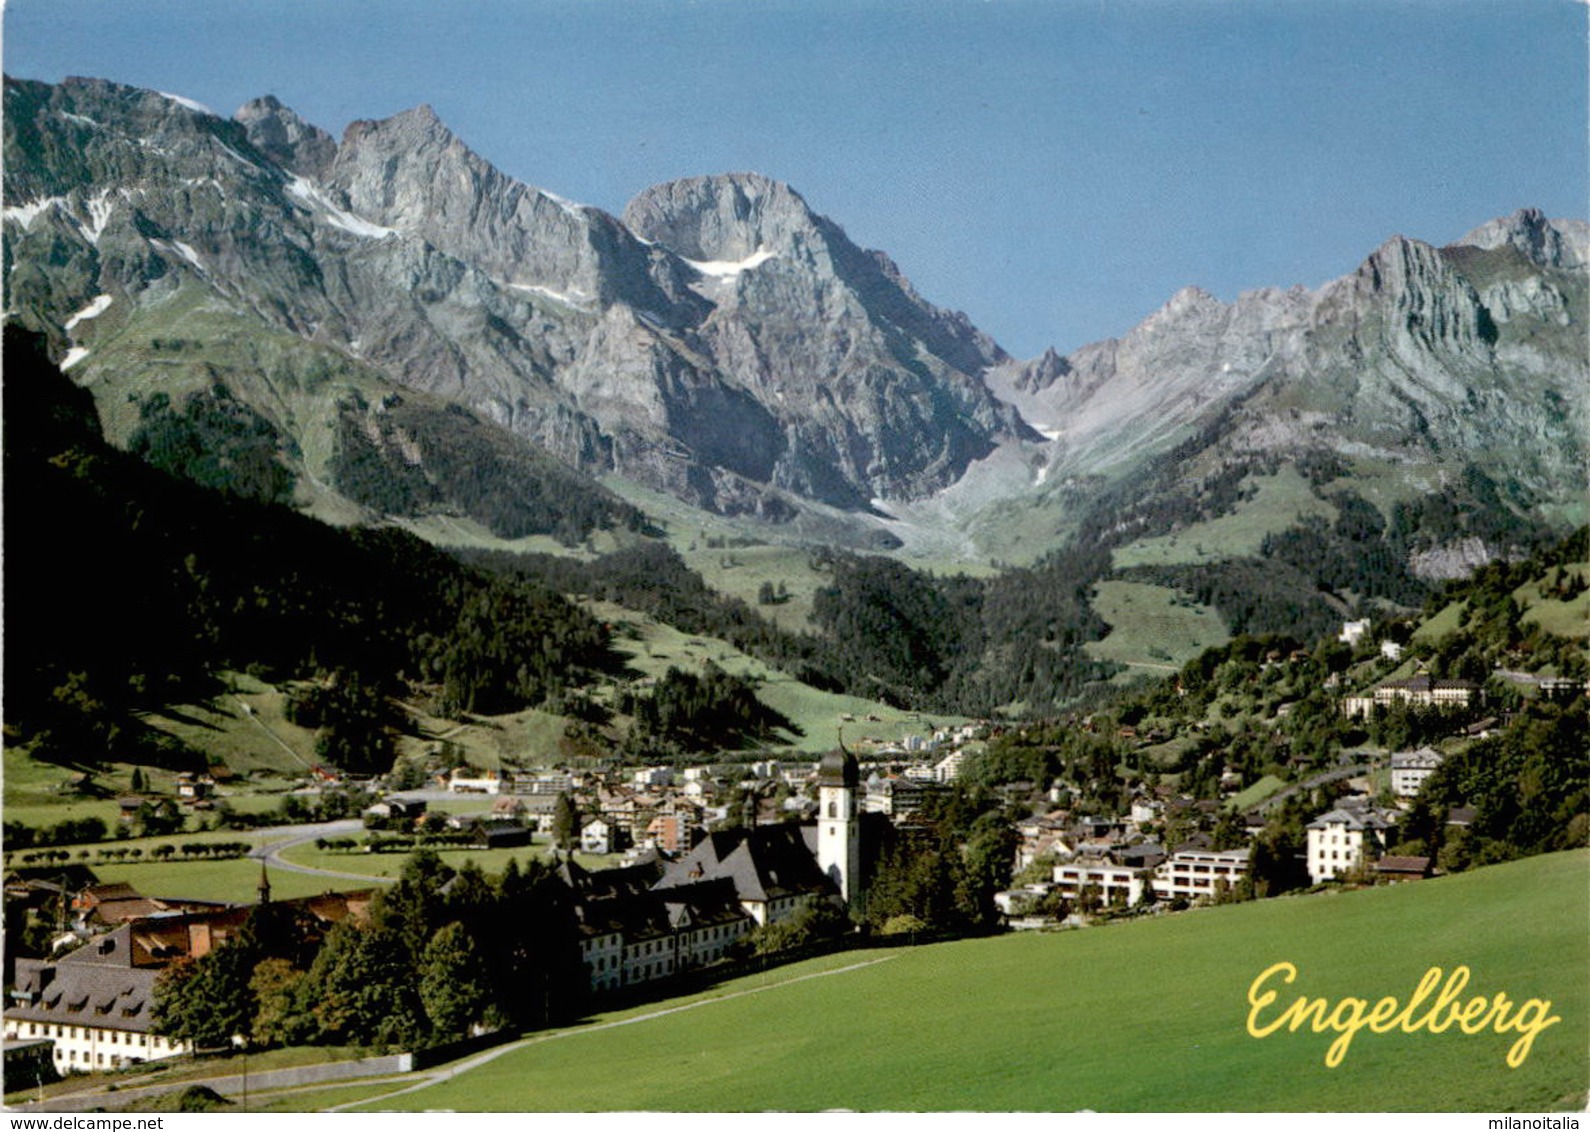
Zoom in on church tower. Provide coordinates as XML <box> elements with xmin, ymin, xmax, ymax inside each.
<box><xmin>816</xmin><ymin>737</ymin><xmax>862</xmax><ymax>908</ymax></box>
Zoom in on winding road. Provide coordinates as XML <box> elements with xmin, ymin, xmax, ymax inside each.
<box><xmin>247</xmin><ymin>790</ymin><xmax>498</xmax><ymax>886</ymax></box>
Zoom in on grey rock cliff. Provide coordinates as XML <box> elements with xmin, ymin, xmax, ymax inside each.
<box><xmin>988</xmin><ymin>215</ymin><xmax>1586</xmax><ymax>517</ymax></box>
<box><xmin>4</xmin><ymin>79</ymin><xmax>1031</xmax><ymax>516</ymax></box>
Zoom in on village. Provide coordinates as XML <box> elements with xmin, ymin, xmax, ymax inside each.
<box><xmin>6</xmin><ymin>626</ymin><xmax>1537</xmax><ymax>1089</ymax></box>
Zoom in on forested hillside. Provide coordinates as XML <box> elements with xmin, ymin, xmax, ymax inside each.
<box><xmin>963</xmin><ymin>526</ymin><xmax>1588</xmax><ymax>892</ymax></box>
<box><xmin>2</xmin><ymin>326</ymin><xmax>626</xmax><ymax>771</ymax></box>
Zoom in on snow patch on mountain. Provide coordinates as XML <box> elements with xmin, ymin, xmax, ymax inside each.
<box><xmin>507</xmin><ymin>282</ymin><xmax>594</xmax><ymax>310</ymax></box>
<box><xmin>158</xmin><ymin>91</ymin><xmax>217</xmax><ymax>117</ymax></box>
<box><xmin>536</xmin><ymin>187</ymin><xmax>588</xmax><ymax>219</ymax></box>
<box><xmin>151</xmin><ymin>238</ymin><xmax>205</xmax><ymax>272</ymax></box>
<box><xmin>683</xmin><ymin>246</ymin><xmax>778</xmax><ymax>278</ymax></box>
<box><xmin>286</xmin><ymin>177</ymin><xmax>398</xmax><ymax>239</ymax></box>
<box><xmin>64</xmin><ymin>294</ymin><xmax>113</xmax><ymax>331</ymax></box>
<box><xmin>83</xmin><ymin>190</ymin><xmax>121</xmax><ymax>244</ymax></box>
<box><xmin>3</xmin><ymin>197</ymin><xmax>67</xmax><ymax>229</ymax></box>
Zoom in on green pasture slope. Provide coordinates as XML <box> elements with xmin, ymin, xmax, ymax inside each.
<box><xmin>367</xmin><ymin>851</ymin><xmax>1588</xmax><ymax>1112</ymax></box>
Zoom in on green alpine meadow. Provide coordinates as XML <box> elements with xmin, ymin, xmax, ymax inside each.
<box><xmin>350</xmin><ymin>851</ymin><xmax>1587</xmax><ymax>1113</ymax></box>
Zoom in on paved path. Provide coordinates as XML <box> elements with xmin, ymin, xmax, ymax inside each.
<box><xmin>9</xmin><ymin>1053</ymin><xmax>412</xmax><ymax>1113</ymax></box>
<box><xmin>233</xmin><ymin>695</ymin><xmax>312</xmax><ymax>769</ymax></box>
<box><xmin>247</xmin><ymin>819</ymin><xmax>396</xmax><ymax>885</ymax></box>
<box><xmin>1246</xmin><ymin>761</ymin><xmax>1375</xmax><ymax>816</ymax></box>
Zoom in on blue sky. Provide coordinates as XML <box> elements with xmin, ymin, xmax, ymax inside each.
<box><xmin>5</xmin><ymin>0</ymin><xmax>1585</xmax><ymax>357</ymax></box>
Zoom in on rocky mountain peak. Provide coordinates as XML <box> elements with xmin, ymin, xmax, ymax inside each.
<box><xmin>1010</xmin><ymin>346</ymin><xmax>1073</xmax><ymax>395</ymax></box>
<box><xmin>1338</xmin><ymin>233</ymin><xmax>1497</xmax><ymax>356</ymax></box>
<box><xmin>1144</xmin><ymin>285</ymin><xmax>1227</xmax><ymax>329</ymax></box>
<box><xmin>235</xmin><ymin>94</ymin><xmax>337</xmax><ymax>180</ymax></box>
<box><xmin>622</xmin><ymin>172</ymin><xmax>819</xmax><ymax>264</ymax></box>
<box><xmin>1455</xmin><ymin>207</ymin><xmax>1588</xmax><ymax>271</ymax></box>
<box><xmin>322</xmin><ymin>103</ymin><xmax>694</xmax><ymax>317</ymax></box>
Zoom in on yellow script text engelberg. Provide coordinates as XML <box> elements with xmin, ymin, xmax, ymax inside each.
<box><xmin>1246</xmin><ymin>961</ymin><xmax>1560</xmax><ymax>1068</ymax></box>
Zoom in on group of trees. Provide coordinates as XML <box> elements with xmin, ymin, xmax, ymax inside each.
<box><xmin>285</xmin><ymin>672</ymin><xmax>395</xmax><ymax>775</ymax></box>
<box><xmin>1404</xmin><ymin>698</ymin><xmax>1588</xmax><ymax>868</ymax></box>
<box><xmin>468</xmin><ymin>536</ymin><xmax>1116</xmax><ymax>721</ymax></box>
<box><xmin>154</xmin><ymin>852</ymin><xmax>582</xmax><ymax>1052</ymax></box>
<box><xmin>328</xmin><ymin>396</ymin><xmax>653</xmax><ymax>545</ymax></box>
<box><xmin>128</xmin><ymin>385</ymin><xmax>295</xmax><ymax>506</ymax></box>
<box><xmin>809</xmin><ymin>545</ymin><xmax>1118</xmax><ymax>716</ymax></box>
<box><xmin>3</xmin><ymin>816</ymin><xmax>110</xmax><ymax>850</ymax></box>
<box><xmin>617</xmin><ymin>662</ymin><xmax>801</xmax><ymax>756</ymax></box>
<box><xmin>863</xmin><ymin>788</ymin><xmax>1019</xmax><ymax>936</ymax></box>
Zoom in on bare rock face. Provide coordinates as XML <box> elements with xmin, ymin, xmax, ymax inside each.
<box><xmin>1457</xmin><ymin>207</ymin><xmax>1588</xmax><ymax>271</ymax></box>
<box><xmin>622</xmin><ymin>172</ymin><xmax>814</xmax><ymax>263</ymax></box>
<box><xmin>986</xmin><ymin>283</ymin><xmax>1316</xmax><ymax>472</ymax></box>
<box><xmin>986</xmin><ymin>212</ymin><xmax>1586</xmax><ymax>525</ymax></box>
<box><xmin>1410</xmin><ymin>537</ymin><xmax>1497</xmax><ymax>581</ymax></box>
<box><xmin>4</xmin><ymin>80</ymin><xmax>1039</xmax><ymax>515</ymax></box>
<box><xmin>235</xmin><ymin>95</ymin><xmax>337</xmax><ymax>180</ymax></box>
<box><xmin>5</xmin><ymin>74</ymin><xmax>1584</xmax><ymax>544</ymax></box>
<box><xmin>623</xmin><ymin>172</ymin><xmax>1029</xmax><ymax>505</ymax></box>
<box><xmin>328</xmin><ymin>106</ymin><xmax>699</xmax><ymax>321</ymax></box>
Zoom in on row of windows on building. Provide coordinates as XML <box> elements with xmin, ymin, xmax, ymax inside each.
<box><xmin>17</xmin><ymin>1022</ymin><xmax>161</xmax><ymax>1048</ymax></box>
<box><xmin>57</xmin><ymin>1046</ymin><xmax>145</xmax><ymax>1068</ymax></box>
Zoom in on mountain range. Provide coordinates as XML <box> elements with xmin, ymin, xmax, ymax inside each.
<box><xmin>4</xmin><ymin>74</ymin><xmax>1586</xmax><ymax>573</ymax></box>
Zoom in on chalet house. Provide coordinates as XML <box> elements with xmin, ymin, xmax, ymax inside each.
<box><xmin>595</xmin><ymin>788</ymin><xmax>650</xmax><ymax>842</ymax></box>
<box><xmin>364</xmin><ymin>796</ymin><xmax>426</xmax><ymax>824</ymax></box>
<box><xmin>1374</xmin><ymin>855</ymin><xmax>1433</xmax><ymax>883</ymax></box>
<box><xmin>1014</xmin><ymin>813</ymin><xmax>1069</xmax><ymax>871</ymax></box>
<box><xmin>517</xmin><ymin>795</ymin><xmax>559</xmax><ymax>835</ymax></box>
<box><xmin>1109</xmin><ymin>842</ymin><xmax>1167</xmax><ymax>871</ymax></box>
<box><xmin>1390</xmin><ymin>747</ymin><xmax>1445</xmax><ymax>798</ymax></box>
<box><xmin>490</xmin><ymin>796</ymin><xmax>528</xmax><ymax>821</ymax></box>
<box><xmin>1305</xmin><ymin>804</ymin><xmax>1399</xmax><ymax>885</ymax></box>
<box><xmin>174</xmin><ymin>773</ymin><xmax>214</xmax><ymax>802</ymax></box>
<box><xmin>581</xmin><ymin>818</ymin><xmax>626</xmax><ymax>856</ymax></box>
<box><xmin>1129</xmin><ymin>797</ymin><xmax>1162</xmax><ymax>826</ymax></box>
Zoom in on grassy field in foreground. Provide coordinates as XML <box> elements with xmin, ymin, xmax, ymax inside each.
<box><xmin>364</xmin><ymin>851</ymin><xmax>1588</xmax><ymax>1112</ymax></box>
